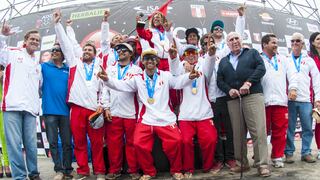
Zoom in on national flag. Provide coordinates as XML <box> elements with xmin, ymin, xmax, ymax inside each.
<box><xmin>190</xmin><ymin>5</ymin><xmax>206</xmax><ymax>18</ymax></box>
<box><xmin>148</xmin><ymin>0</ymin><xmax>173</xmax><ymax>19</ymax></box>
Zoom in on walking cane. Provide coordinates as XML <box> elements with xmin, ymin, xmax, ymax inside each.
<box><xmin>239</xmin><ymin>95</ymin><xmax>245</xmax><ymax>179</ymax></box>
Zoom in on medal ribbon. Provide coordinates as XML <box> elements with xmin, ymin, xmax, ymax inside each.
<box><xmin>84</xmin><ymin>59</ymin><xmax>95</xmax><ymax>81</ymax></box>
<box><xmin>292</xmin><ymin>53</ymin><xmax>302</xmax><ymax>72</ymax></box>
<box><xmin>146</xmin><ymin>70</ymin><xmax>158</xmax><ymax>99</ymax></box>
<box><xmin>117</xmin><ymin>63</ymin><xmax>130</xmax><ymax>80</ymax></box>
<box><xmin>114</xmin><ymin>49</ymin><xmax>119</xmax><ymax>61</ymax></box>
<box><xmin>262</xmin><ymin>52</ymin><xmax>278</xmax><ymax>71</ymax></box>
<box><xmin>156</xmin><ymin>28</ymin><xmax>165</xmax><ymax>41</ymax></box>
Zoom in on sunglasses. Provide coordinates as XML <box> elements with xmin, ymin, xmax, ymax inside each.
<box><xmin>183</xmin><ymin>50</ymin><xmax>198</xmax><ymax>56</ymax></box>
<box><xmin>213</xmin><ymin>27</ymin><xmax>223</xmax><ymax>32</ymax></box>
<box><xmin>291</xmin><ymin>39</ymin><xmax>302</xmax><ymax>43</ymax></box>
<box><xmin>143</xmin><ymin>55</ymin><xmax>158</xmax><ymax>61</ymax></box>
<box><xmin>116</xmin><ymin>48</ymin><xmax>129</xmax><ymax>54</ymax></box>
<box><xmin>51</xmin><ymin>47</ymin><xmax>62</xmax><ymax>53</ymax></box>
<box><xmin>228</xmin><ymin>37</ymin><xmax>240</xmax><ymax>42</ymax></box>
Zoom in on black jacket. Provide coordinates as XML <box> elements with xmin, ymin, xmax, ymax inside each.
<box><xmin>217</xmin><ymin>48</ymin><xmax>266</xmax><ymax>99</ymax></box>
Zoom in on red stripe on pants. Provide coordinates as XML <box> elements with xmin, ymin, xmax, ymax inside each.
<box><xmin>106</xmin><ymin>117</ymin><xmax>138</xmax><ymax>174</ymax></box>
<box><xmin>133</xmin><ymin>123</ymin><xmax>182</xmax><ymax>176</ymax></box>
<box><xmin>265</xmin><ymin>106</ymin><xmax>288</xmax><ymax>158</ymax></box>
<box><xmin>179</xmin><ymin>119</ymin><xmax>217</xmax><ymax>172</ymax></box>
<box><xmin>70</xmin><ymin>104</ymin><xmax>105</xmax><ymax>175</ymax></box>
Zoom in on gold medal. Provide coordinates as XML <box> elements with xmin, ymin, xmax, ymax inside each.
<box><xmin>192</xmin><ymin>88</ymin><xmax>197</xmax><ymax>95</ymax></box>
<box><xmin>148</xmin><ymin>98</ymin><xmax>155</xmax><ymax>104</ymax></box>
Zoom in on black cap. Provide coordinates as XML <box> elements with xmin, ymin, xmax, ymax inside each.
<box><xmin>185</xmin><ymin>28</ymin><xmax>200</xmax><ymax>40</ymax></box>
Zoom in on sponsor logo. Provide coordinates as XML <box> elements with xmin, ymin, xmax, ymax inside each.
<box><xmin>307</xmin><ymin>23</ymin><xmax>319</xmax><ymax>32</ymax></box>
<box><xmin>133</xmin><ymin>6</ymin><xmax>172</xmax><ymax>16</ymax></box>
<box><xmin>190</xmin><ymin>5</ymin><xmax>206</xmax><ymax>18</ymax></box>
<box><xmin>36</xmin><ymin>14</ymin><xmax>53</xmax><ymax>28</ymax></box>
<box><xmin>70</xmin><ymin>8</ymin><xmax>105</xmax><ymax>20</ymax></box>
<box><xmin>220</xmin><ymin>10</ymin><xmax>238</xmax><ymax>17</ymax></box>
<box><xmin>259</xmin><ymin>13</ymin><xmax>274</xmax><ymax>26</ymax></box>
<box><xmin>286</xmin><ymin>18</ymin><xmax>302</xmax><ymax>31</ymax></box>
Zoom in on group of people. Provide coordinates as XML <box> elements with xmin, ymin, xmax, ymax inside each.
<box><xmin>1</xmin><ymin>4</ymin><xmax>320</xmax><ymax>180</ymax></box>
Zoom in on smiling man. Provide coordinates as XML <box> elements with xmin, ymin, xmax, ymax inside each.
<box><xmin>217</xmin><ymin>32</ymin><xmax>270</xmax><ymax>177</ymax></box>
<box><xmin>40</xmin><ymin>42</ymin><xmax>73</xmax><ymax>180</ymax></box>
<box><xmin>0</xmin><ymin>23</ymin><xmax>41</xmax><ymax>179</ymax></box>
<box><xmin>102</xmin><ymin>42</ymin><xmax>142</xmax><ymax>180</ymax></box>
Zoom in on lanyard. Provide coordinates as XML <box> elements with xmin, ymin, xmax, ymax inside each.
<box><xmin>117</xmin><ymin>63</ymin><xmax>130</xmax><ymax>80</ymax></box>
<box><xmin>84</xmin><ymin>59</ymin><xmax>95</xmax><ymax>81</ymax></box>
<box><xmin>146</xmin><ymin>70</ymin><xmax>158</xmax><ymax>99</ymax></box>
<box><xmin>292</xmin><ymin>53</ymin><xmax>302</xmax><ymax>72</ymax></box>
<box><xmin>155</xmin><ymin>28</ymin><xmax>165</xmax><ymax>41</ymax></box>
<box><xmin>262</xmin><ymin>52</ymin><xmax>278</xmax><ymax>71</ymax></box>
<box><xmin>218</xmin><ymin>41</ymin><xmax>225</xmax><ymax>50</ymax></box>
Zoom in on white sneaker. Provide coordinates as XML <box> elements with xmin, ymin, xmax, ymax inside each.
<box><xmin>272</xmin><ymin>158</ymin><xmax>284</xmax><ymax>168</ymax></box>
<box><xmin>96</xmin><ymin>174</ymin><xmax>105</xmax><ymax>180</ymax></box>
<box><xmin>317</xmin><ymin>151</ymin><xmax>320</xmax><ymax>160</ymax></box>
<box><xmin>53</xmin><ymin>172</ymin><xmax>64</xmax><ymax>180</ymax></box>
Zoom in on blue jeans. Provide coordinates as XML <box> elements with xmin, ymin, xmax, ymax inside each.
<box><xmin>285</xmin><ymin>101</ymin><xmax>313</xmax><ymax>156</ymax></box>
<box><xmin>3</xmin><ymin>111</ymin><xmax>39</xmax><ymax>180</ymax></box>
<box><xmin>44</xmin><ymin>115</ymin><xmax>73</xmax><ymax>174</ymax></box>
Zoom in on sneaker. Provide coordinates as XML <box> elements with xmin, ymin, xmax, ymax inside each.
<box><xmin>64</xmin><ymin>171</ymin><xmax>77</xmax><ymax>179</ymax></box>
<box><xmin>317</xmin><ymin>151</ymin><xmax>320</xmax><ymax>160</ymax></box>
<box><xmin>29</xmin><ymin>175</ymin><xmax>42</xmax><ymax>180</ymax></box>
<box><xmin>183</xmin><ymin>172</ymin><xmax>192</xmax><ymax>179</ymax></box>
<box><xmin>285</xmin><ymin>154</ymin><xmax>295</xmax><ymax>164</ymax></box>
<box><xmin>172</xmin><ymin>173</ymin><xmax>184</xmax><ymax>180</ymax></box>
<box><xmin>301</xmin><ymin>154</ymin><xmax>316</xmax><ymax>163</ymax></box>
<box><xmin>72</xmin><ymin>174</ymin><xmax>89</xmax><ymax>180</ymax></box>
<box><xmin>129</xmin><ymin>173</ymin><xmax>141</xmax><ymax>180</ymax></box>
<box><xmin>258</xmin><ymin>167</ymin><xmax>271</xmax><ymax>177</ymax></box>
<box><xmin>54</xmin><ymin>172</ymin><xmax>64</xmax><ymax>180</ymax></box>
<box><xmin>225</xmin><ymin>159</ymin><xmax>237</xmax><ymax>169</ymax></box>
<box><xmin>106</xmin><ymin>173</ymin><xmax>121</xmax><ymax>180</ymax></box>
<box><xmin>139</xmin><ymin>175</ymin><xmax>155</xmax><ymax>180</ymax></box>
<box><xmin>272</xmin><ymin>158</ymin><xmax>284</xmax><ymax>168</ymax></box>
<box><xmin>96</xmin><ymin>174</ymin><xmax>105</xmax><ymax>180</ymax></box>
<box><xmin>230</xmin><ymin>165</ymin><xmax>250</xmax><ymax>173</ymax></box>
<box><xmin>210</xmin><ymin>161</ymin><xmax>224</xmax><ymax>174</ymax></box>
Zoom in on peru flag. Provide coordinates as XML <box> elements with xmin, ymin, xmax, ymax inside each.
<box><xmin>190</xmin><ymin>5</ymin><xmax>206</xmax><ymax>18</ymax></box>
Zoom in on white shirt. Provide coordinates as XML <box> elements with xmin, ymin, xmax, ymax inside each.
<box><xmin>104</xmin><ymin>70</ymin><xmax>192</xmax><ymax>126</ymax></box>
<box><xmin>0</xmin><ymin>37</ymin><xmax>41</xmax><ymax>115</ymax></box>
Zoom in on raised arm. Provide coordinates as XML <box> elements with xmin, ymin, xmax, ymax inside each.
<box><xmin>53</xmin><ymin>10</ymin><xmax>77</xmax><ymax>67</ymax></box>
<box><xmin>168</xmin><ymin>47</ymin><xmax>182</xmax><ymax>76</ymax></box>
<box><xmin>136</xmin><ymin>15</ymin><xmax>153</xmax><ymax>41</ymax></box>
<box><xmin>0</xmin><ymin>21</ymin><xmax>15</xmax><ymax>66</ymax></box>
<box><xmin>202</xmin><ymin>44</ymin><xmax>217</xmax><ymax>80</ymax></box>
<box><xmin>100</xmin><ymin>10</ymin><xmax>111</xmax><ymax>55</ymax></box>
<box><xmin>66</xmin><ymin>20</ymin><xmax>82</xmax><ymax>59</ymax></box>
<box><xmin>235</xmin><ymin>6</ymin><xmax>246</xmax><ymax>38</ymax></box>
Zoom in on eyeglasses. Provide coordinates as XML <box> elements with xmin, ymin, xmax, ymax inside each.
<box><xmin>143</xmin><ymin>55</ymin><xmax>158</xmax><ymax>61</ymax></box>
<box><xmin>202</xmin><ymin>41</ymin><xmax>214</xmax><ymax>46</ymax></box>
<box><xmin>116</xmin><ymin>48</ymin><xmax>129</xmax><ymax>54</ymax></box>
<box><xmin>213</xmin><ymin>27</ymin><xmax>223</xmax><ymax>32</ymax></box>
<box><xmin>183</xmin><ymin>50</ymin><xmax>198</xmax><ymax>56</ymax></box>
<box><xmin>51</xmin><ymin>47</ymin><xmax>62</xmax><ymax>53</ymax></box>
<box><xmin>291</xmin><ymin>39</ymin><xmax>302</xmax><ymax>43</ymax></box>
<box><xmin>228</xmin><ymin>37</ymin><xmax>240</xmax><ymax>42</ymax></box>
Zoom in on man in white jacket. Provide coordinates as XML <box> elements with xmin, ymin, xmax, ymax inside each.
<box><xmin>98</xmin><ymin>48</ymin><xmax>199</xmax><ymax>180</ymax></box>
<box><xmin>260</xmin><ymin>34</ymin><xmax>297</xmax><ymax>168</ymax></box>
<box><xmin>285</xmin><ymin>32</ymin><xmax>320</xmax><ymax>163</ymax></box>
<box><xmin>0</xmin><ymin>21</ymin><xmax>41</xmax><ymax>180</ymax></box>
<box><xmin>53</xmin><ymin>10</ymin><xmax>106</xmax><ymax>180</ymax></box>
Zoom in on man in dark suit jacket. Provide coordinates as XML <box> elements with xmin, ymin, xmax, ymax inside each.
<box><xmin>217</xmin><ymin>32</ymin><xmax>270</xmax><ymax>177</ymax></box>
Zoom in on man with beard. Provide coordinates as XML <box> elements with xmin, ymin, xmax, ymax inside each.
<box><xmin>102</xmin><ymin>42</ymin><xmax>142</xmax><ymax>180</ymax></box>
<box><xmin>0</xmin><ymin>21</ymin><xmax>41</xmax><ymax>180</ymax></box>
<box><xmin>54</xmin><ymin>10</ymin><xmax>106</xmax><ymax>180</ymax></box>
<box><xmin>98</xmin><ymin>48</ymin><xmax>199</xmax><ymax>180</ymax></box>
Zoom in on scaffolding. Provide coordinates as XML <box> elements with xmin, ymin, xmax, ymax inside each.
<box><xmin>1</xmin><ymin>0</ymin><xmax>319</xmax><ymax>23</ymax></box>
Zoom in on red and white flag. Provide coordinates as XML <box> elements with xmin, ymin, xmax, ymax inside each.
<box><xmin>190</xmin><ymin>5</ymin><xmax>206</xmax><ymax>18</ymax></box>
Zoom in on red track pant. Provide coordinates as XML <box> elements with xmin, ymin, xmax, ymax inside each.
<box><xmin>315</xmin><ymin>123</ymin><xmax>320</xmax><ymax>149</ymax></box>
<box><xmin>179</xmin><ymin>119</ymin><xmax>217</xmax><ymax>172</ymax></box>
<box><xmin>265</xmin><ymin>105</ymin><xmax>288</xmax><ymax>158</ymax></box>
<box><xmin>133</xmin><ymin>123</ymin><xmax>182</xmax><ymax>176</ymax></box>
<box><xmin>105</xmin><ymin>117</ymin><xmax>138</xmax><ymax>174</ymax></box>
<box><xmin>70</xmin><ymin>104</ymin><xmax>105</xmax><ymax>175</ymax></box>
